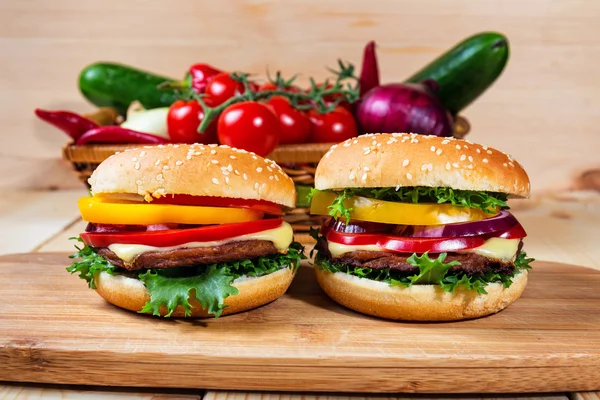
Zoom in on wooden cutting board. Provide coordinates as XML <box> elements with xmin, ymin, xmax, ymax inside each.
<box><xmin>1</xmin><ymin>253</ymin><xmax>599</xmax><ymax>394</ymax></box>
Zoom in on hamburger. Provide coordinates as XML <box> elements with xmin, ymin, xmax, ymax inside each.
<box><xmin>309</xmin><ymin>133</ymin><xmax>534</xmax><ymax>321</ymax></box>
<box><xmin>67</xmin><ymin>143</ymin><xmax>305</xmax><ymax>318</ymax></box>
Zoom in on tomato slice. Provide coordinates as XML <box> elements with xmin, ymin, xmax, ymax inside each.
<box><xmin>81</xmin><ymin>218</ymin><xmax>284</xmax><ymax>248</ymax></box>
<box><xmin>148</xmin><ymin>195</ymin><xmax>284</xmax><ymax>215</ymax></box>
<box><xmin>322</xmin><ymin>221</ymin><xmax>527</xmax><ymax>254</ymax></box>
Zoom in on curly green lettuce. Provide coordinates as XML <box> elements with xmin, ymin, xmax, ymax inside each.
<box><xmin>67</xmin><ymin>238</ymin><xmax>306</xmax><ymax>317</ymax></box>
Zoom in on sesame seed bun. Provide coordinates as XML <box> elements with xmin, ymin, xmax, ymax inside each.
<box><xmin>89</xmin><ymin>144</ymin><xmax>297</xmax><ymax>208</ymax></box>
<box><xmin>94</xmin><ymin>267</ymin><xmax>295</xmax><ymax>318</ymax></box>
<box><xmin>314</xmin><ymin>267</ymin><xmax>528</xmax><ymax>321</ymax></box>
<box><xmin>315</xmin><ymin>133</ymin><xmax>531</xmax><ymax>198</ymax></box>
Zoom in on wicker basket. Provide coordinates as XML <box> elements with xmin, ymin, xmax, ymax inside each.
<box><xmin>63</xmin><ymin>142</ymin><xmax>335</xmax><ymax>243</ymax></box>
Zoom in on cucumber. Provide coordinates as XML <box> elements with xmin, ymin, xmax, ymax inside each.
<box><xmin>78</xmin><ymin>62</ymin><xmax>179</xmax><ymax>116</ymax></box>
<box><xmin>404</xmin><ymin>32</ymin><xmax>509</xmax><ymax>115</ymax></box>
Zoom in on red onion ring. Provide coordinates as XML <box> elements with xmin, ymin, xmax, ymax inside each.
<box><xmin>410</xmin><ymin>210</ymin><xmax>519</xmax><ymax>238</ymax></box>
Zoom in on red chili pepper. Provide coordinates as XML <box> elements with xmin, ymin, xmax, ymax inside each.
<box><xmin>187</xmin><ymin>63</ymin><xmax>222</xmax><ymax>93</ymax></box>
<box><xmin>359</xmin><ymin>40</ymin><xmax>380</xmax><ymax>96</ymax></box>
<box><xmin>35</xmin><ymin>108</ymin><xmax>99</xmax><ymax>140</ymax></box>
<box><xmin>75</xmin><ymin>126</ymin><xmax>170</xmax><ymax>146</ymax></box>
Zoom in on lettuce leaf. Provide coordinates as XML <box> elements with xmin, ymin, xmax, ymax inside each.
<box><xmin>66</xmin><ymin>237</ymin><xmax>116</xmax><ymax>289</ymax></box>
<box><xmin>315</xmin><ymin>246</ymin><xmax>533</xmax><ymax>295</ymax></box>
<box><xmin>67</xmin><ymin>239</ymin><xmax>306</xmax><ymax>318</ymax></box>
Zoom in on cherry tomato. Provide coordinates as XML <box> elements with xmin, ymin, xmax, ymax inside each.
<box><xmin>167</xmin><ymin>100</ymin><xmax>217</xmax><ymax>144</ymax></box>
<box><xmin>307</xmin><ymin>106</ymin><xmax>358</xmax><ymax>143</ymax></box>
<box><xmin>266</xmin><ymin>96</ymin><xmax>310</xmax><ymax>144</ymax></box>
<box><xmin>217</xmin><ymin>101</ymin><xmax>280</xmax><ymax>157</ymax></box>
<box><xmin>258</xmin><ymin>82</ymin><xmax>301</xmax><ymax>94</ymax></box>
<box><xmin>187</xmin><ymin>63</ymin><xmax>222</xmax><ymax>93</ymax></box>
<box><xmin>204</xmin><ymin>73</ymin><xmax>245</xmax><ymax>106</ymax></box>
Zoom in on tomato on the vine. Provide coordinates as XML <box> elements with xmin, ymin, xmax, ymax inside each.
<box><xmin>266</xmin><ymin>96</ymin><xmax>310</xmax><ymax>144</ymax></box>
<box><xmin>217</xmin><ymin>101</ymin><xmax>280</xmax><ymax>157</ymax></box>
<box><xmin>204</xmin><ymin>73</ymin><xmax>245</xmax><ymax>106</ymax></box>
<box><xmin>167</xmin><ymin>100</ymin><xmax>217</xmax><ymax>144</ymax></box>
<box><xmin>258</xmin><ymin>82</ymin><xmax>301</xmax><ymax>94</ymax></box>
<box><xmin>307</xmin><ymin>106</ymin><xmax>358</xmax><ymax>143</ymax></box>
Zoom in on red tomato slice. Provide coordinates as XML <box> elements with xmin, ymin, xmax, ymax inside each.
<box><xmin>81</xmin><ymin>218</ymin><xmax>283</xmax><ymax>248</ymax></box>
<box><xmin>149</xmin><ymin>195</ymin><xmax>284</xmax><ymax>215</ymax></box>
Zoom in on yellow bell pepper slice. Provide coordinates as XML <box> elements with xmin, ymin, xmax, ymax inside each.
<box><xmin>78</xmin><ymin>197</ymin><xmax>264</xmax><ymax>225</ymax></box>
<box><xmin>310</xmin><ymin>191</ymin><xmax>494</xmax><ymax>225</ymax></box>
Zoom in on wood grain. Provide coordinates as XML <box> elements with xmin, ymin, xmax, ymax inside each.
<box><xmin>0</xmin><ymin>384</ymin><xmax>201</xmax><ymax>399</ymax></box>
<box><xmin>1</xmin><ymin>0</ymin><xmax>599</xmax><ymax>191</ymax></box>
<box><xmin>204</xmin><ymin>392</ymin><xmax>569</xmax><ymax>400</ymax></box>
<box><xmin>573</xmin><ymin>394</ymin><xmax>600</xmax><ymax>400</ymax></box>
<box><xmin>1</xmin><ymin>253</ymin><xmax>599</xmax><ymax>393</ymax></box>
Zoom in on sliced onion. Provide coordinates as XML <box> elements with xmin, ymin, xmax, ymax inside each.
<box><xmin>410</xmin><ymin>210</ymin><xmax>519</xmax><ymax>238</ymax></box>
<box><xmin>85</xmin><ymin>223</ymin><xmax>197</xmax><ymax>233</ymax></box>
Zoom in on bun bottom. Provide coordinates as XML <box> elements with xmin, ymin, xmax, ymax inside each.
<box><xmin>314</xmin><ymin>267</ymin><xmax>528</xmax><ymax>321</ymax></box>
<box><xmin>94</xmin><ymin>267</ymin><xmax>295</xmax><ymax>318</ymax></box>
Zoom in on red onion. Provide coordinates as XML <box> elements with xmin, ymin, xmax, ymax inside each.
<box><xmin>356</xmin><ymin>82</ymin><xmax>454</xmax><ymax>137</ymax></box>
<box><xmin>411</xmin><ymin>211</ymin><xmax>519</xmax><ymax>238</ymax></box>
<box><xmin>359</xmin><ymin>41</ymin><xmax>380</xmax><ymax>96</ymax></box>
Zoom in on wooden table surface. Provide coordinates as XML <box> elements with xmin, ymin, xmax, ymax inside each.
<box><xmin>1</xmin><ymin>188</ymin><xmax>600</xmax><ymax>399</ymax></box>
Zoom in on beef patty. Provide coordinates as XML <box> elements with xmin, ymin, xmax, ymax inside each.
<box><xmin>98</xmin><ymin>240</ymin><xmax>280</xmax><ymax>271</ymax></box>
<box><xmin>316</xmin><ymin>237</ymin><xmax>521</xmax><ymax>277</ymax></box>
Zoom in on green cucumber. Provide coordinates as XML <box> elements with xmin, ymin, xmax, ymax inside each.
<box><xmin>404</xmin><ymin>32</ymin><xmax>509</xmax><ymax>115</ymax></box>
<box><xmin>78</xmin><ymin>62</ymin><xmax>179</xmax><ymax>116</ymax></box>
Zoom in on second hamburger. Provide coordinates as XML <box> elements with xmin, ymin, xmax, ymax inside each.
<box><xmin>310</xmin><ymin>133</ymin><xmax>534</xmax><ymax>321</ymax></box>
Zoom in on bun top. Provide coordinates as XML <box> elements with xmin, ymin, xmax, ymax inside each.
<box><xmin>315</xmin><ymin>133</ymin><xmax>530</xmax><ymax>197</ymax></box>
<box><xmin>89</xmin><ymin>143</ymin><xmax>297</xmax><ymax>208</ymax></box>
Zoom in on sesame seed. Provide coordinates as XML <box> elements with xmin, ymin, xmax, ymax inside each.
<box><xmin>254</xmin><ymin>182</ymin><xmax>259</xmax><ymax>190</ymax></box>
<box><xmin>225</xmin><ymin>177</ymin><xmax>230</xmax><ymax>184</ymax></box>
<box><xmin>211</xmin><ymin>159</ymin><xmax>219</xmax><ymax>164</ymax></box>
<box><xmin>508</xmin><ymin>162</ymin><xmax>515</xmax><ymax>167</ymax></box>
<box><xmin>349</xmin><ymin>172</ymin><xmax>356</xmax><ymax>180</ymax></box>
<box><xmin>436</xmin><ymin>148</ymin><xmax>443</xmax><ymax>155</ymax></box>
<box><xmin>372</xmin><ymin>140</ymin><xmax>377</xmax><ymax>145</ymax></box>
<box><xmin>406</xmin><ymin>172</ymin><xmax>413</xmax><ymax>180</ymax></box>
<box><xmin>483</xmin><ymin>158</ymin><xmax>489</xmax><ymax>163</ymax></box>
<box><xmin>476</xmin><ymin>149</ymin><xmax>481</xmax><ymax>153</ymax></box>
<box><xmin>163</xmin><ymin>165</ymin><xmax>169</xmax><ymax>170</ymax></box>
<box><xmin>227</xmin><ymin>164</ymin><xmax>233</xmax><ymax>171</ymax></box>
<box><xmin>402</xmin><ymin>159</ymin><xmax>409</xmax><ymax>167</ymax></box>
<box><xmin>243</xmin><ymin>173</ymin><xmax>248</xmax><ymax>180</ymax></box>
<box><xmin>487</xmin><ymin>150</ymin><xmax>493</xmax><ymax>155</ymax></box>
<box><xmin>364</xmin><ymin>148</ymin><xmax>371</xmax><ymax>155</ymax></box>
<box><xmin>156</xmin><ymin>174</ymin><xmax>164</xmax><ymax>181</ymax></box>
<box><xmin>256</xmin><ymin>167</ymin><xmax>263</xmax><ymax>172</ymax></box>
<box><xmin>386</xmin><ymin>138</ymin><xmax>398</xmax><ymax>144</ymax></box>
<box><xmin>173</xmin><ymin>144</ymin><xmax>179</xmax><ymax>148</ymax></box>
<box><xmin>157</xmin><ymin>145</ymin><xmax>165</xmax><ymax>149</ymax></box>
<box><xmin>363</xmin><ymin>166</ymin><xmax>370</xmax><ymax>171</ymax></box>
<box><xmin>136</xmin><ymin>179</ymin><xmax>143</xmax><ymax>185</ymax></box>
<box><xmin>421</xmin><ymin>163</ymin><xmax>433</xmax><ymax>172</ymax></box>
<box><xmin>503</xmin><ymin>163</ymin><xmax>508</xmax><ymax>167</ymax></box>
<box><xmin>134</xmin><ymin>162</ymin><xmax>140</xmax><ymax>170</ymax></box>
<box><xmin>234</xmin><ymin>169</ymin><xmax>240</xmax><ymax>175</ymax></box>
<box><xmin>269</xmin><ymin>176</ymin><xmax>274</xmax><ymax>180</ymax></box>
<box><xmin>468</xmin><ymin>156</ymin><xmax>473</xmax><ymax>162</ymax></box>
<box><xmin>194</xmin><ymin>151</ymin><xmax>202</xmax><ymax>156</ymax></box>
<box><xmin>445</xmin><ymin>162</ymin><xmax>451</xmax><ymax>170</ymax></box>
<box><xmin>210</xmin><ymin>150</ymin><xmax>216</xmax><ymax>155</ymax></box>
<box><xmin>252</xmin><ymin>155</ymin><xmax>257</xmax><ymax>160</ymax></box>
<box><xmin>212</xmin><ymin>178</ymin><xmax>219</xmax><ymax>185</ymax></box>
<box><xmin>331</xmin><ymin>144</ymin><xmax>338</xmax><ymax>149</ymax></box>
<box><xmin>275</xmin><ymin>175</ymin><xmax>279</xmax><ymax>181</ymax></box>
<box><xmin>155</xmin><ymin>160</ymin><xmax>161</xmax><ymax>166</ymax></box>
<box><xmin>267</xmin><ymin>166</ymin><xmax>273</xmax><ymax>172</ymax></box>
<box><xmin>467</xmin><ymin>164</ymin><xmax>473</xmax><ymax>169</ymax></box>
<box><xmin>441</xmin><ymin>140</ymin><xmax>450</xmax><ymax>145</ymax></box>
<box><xmin>343</xmin><ymin>142</ymin><xmax>351</xmax><ymax>147</ymax></box>
<box><xmin>464</xmin><ymin>145</ymin><xmax>469</xmax><ymax>149</ymax></box>
<box><xmin>230</xmin><ymin>155</ymin><xmax>236</xmax><ymax>159</ymax></box>
<box><xmin>456</xmin><ymin>145</ymin><xmax>461</xmax><ymax>150</ymax></box>
<box><xmin>186</xmin><ymin>155</ymin><xmax>192</xmax><ymax>160</ymax></box>
<box><xmin>222</xmin><ymin>170</ymin><xmax>230</xmax><ymax>176</ymax></box>
<box><xmin>132</xmin><ymin>157</ymin><xmax>138</xmax><ymax>162</ymax></box>
<box><xmin>353</xmin><ymin>140</ymin><xmax>358</xmax><ymax>144</ymax></box>
<box><xmin>175</xmin><ymin>160</ymin><xmax>183</xmax><ymax>166</ymax></box>
<box><xmin>361</xmin><ymin>173</ymin><xmax>368</xmax><ymax>181</ymax></box>
<box><xmin>430</xmin><ymin>146</ymin><xmax>436</xmax><ymax>152</ymax></box>
<box><xmin>452</xmin><ymin>162</ymin><xmax>459</xmax><ymax>168</ymax></box>
<box><xmin>395</xmin><ymin>185</ymin><xmax>400</xmax><ymax>191</ymax></box>
<box><xmin>208</xmin><ymin>144</ymin><xmax>217</xmax><ymax>148</ymax></box>
<box><xmin>460</xmin><ymin>155</ymin><xmax>466</xmax><ymax>161</ymax></box>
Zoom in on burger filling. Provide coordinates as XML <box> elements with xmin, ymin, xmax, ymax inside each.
<box><xmin>68</xmin><ymin>195</ymin><xmax>305</xmax><ymax>317</ymax></box>
<box><xmin>309</xmin><ymin>186</ymin><xmax>534</xmax><ymax>294</ymax></box>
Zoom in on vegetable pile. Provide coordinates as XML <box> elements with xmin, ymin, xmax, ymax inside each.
<box><xmin>36</xmin><ymin>32</ymin><xmax>510</xmax><ymax>158</ymax></box>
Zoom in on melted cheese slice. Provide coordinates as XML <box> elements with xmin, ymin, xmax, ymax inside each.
<box><xmin>109</xmin><ymin>222</ymin><xmax>294</xmax><ymax>263</ymax></box>
<box><xmin>328</xmin><ymin>237</ymin><xmax>520</xmax><ymax>260</ymax></box>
